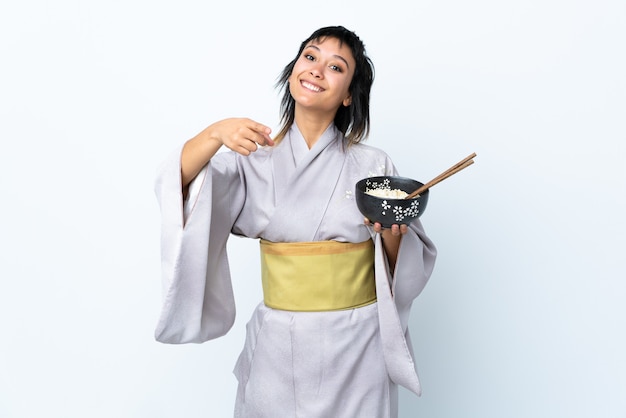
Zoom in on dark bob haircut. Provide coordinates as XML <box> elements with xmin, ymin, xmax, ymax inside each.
<box><xmin>274</xmin><ymin>26</ymin><xmax>375</xmax><ymax>145</ymax></box>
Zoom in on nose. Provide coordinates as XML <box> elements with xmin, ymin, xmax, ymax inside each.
<box><xmin>309</xmin><ymin>63</ymin><xmax>323</xmax><ymax>79</ymax></box>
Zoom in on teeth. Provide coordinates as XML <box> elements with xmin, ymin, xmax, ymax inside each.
<box><xmin>302</xmin><ymin>81</ymin><xmax>323</xmax><ymax>92</ymax></box>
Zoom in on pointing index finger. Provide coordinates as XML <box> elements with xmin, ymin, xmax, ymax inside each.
<box><xmin>250</xmin><ymin>121</ymin><xmax>274</xmax><ymax>147</ymax></box>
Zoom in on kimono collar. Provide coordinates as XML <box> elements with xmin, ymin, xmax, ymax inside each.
<box><xmin>264</xmin><ymin>123</ymin><xmax>348</xmax><ymax>241</ymax></box>
<box><xmin>288</xmin><ymin>123</ymin><xmax>342</xmax><ymax>167</ymax></box>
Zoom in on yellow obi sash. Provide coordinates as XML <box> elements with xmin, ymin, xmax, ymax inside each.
<box><xmin>259</xmin><ymin>239</ymin><xmax>377</xmax><ymax>312</ymax></box>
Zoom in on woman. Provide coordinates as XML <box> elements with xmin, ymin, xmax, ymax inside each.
<box><xmin>154</xmin><ymin>26</ymin><xmax>437</xmax><ymax>417</ymax></box>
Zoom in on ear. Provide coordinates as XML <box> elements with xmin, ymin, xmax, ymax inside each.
<box><xmin>343</xmin><ymin>95</ymin><xmax>352</xmax><ymax>107</ymax></box>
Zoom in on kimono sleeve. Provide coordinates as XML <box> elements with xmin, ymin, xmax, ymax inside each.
<box><xmin>385</xmin><ymin>155</ymin><xmax>437</xmax><ymax>327</ymax></box>
<box><xmin>372</xmin><ymin>154</ymin><xmax>437</xmax><ymax>395</ymax></box>
<box><xmin>153</xmin><ymin>148</ymin><xmax>243</xmax><ymax>344</ymax></box>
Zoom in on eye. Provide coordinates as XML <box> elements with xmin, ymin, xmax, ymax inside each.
<box><xmin>329</xmin><ymin>64</ymin><xmax>343</xmax><ymax>73</ymax></box>
<box><xmin>304</xmin><ymin>54</ymin><xmax>315</xmax><ymax>61</ymax></box>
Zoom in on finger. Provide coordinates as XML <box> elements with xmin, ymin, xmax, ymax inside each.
<box><xmin>390</xmin><ymin>224</ymin><xmax>400</xmax><ymax>236</ymax></box>
<box><xmin>238</xmin><ymin>138</ymin><xmax>259</xmax><ymax>154</ymax></box>
<box><xmin>252</xmin><ymin>133</ymin><xmax>274</xmax><ymax>147</ymax></box>
<box><xmin>258</xmin><ymin>129</ymin><xmax>274</xmax><ymax>147</ymax></box>
<box><xmin>234</xmin><ymin>145</ymin><xmax>252</xmax><ymax>156</ymax></box>
<box><xmin>247</xmin><ymin>121</ymin><xmax>274</xmax><ymax>146</ymax></box>
<box><xmin>247</xmin><ymin>120</ymin><xmax>271</xmax><ymax>135</ymax></box>
<box><xmin>400</xmin><ymin>224</ymin><xmax>409</xmax><ymax>235</ymax></box>
<box><xmin>233</xmin><ymin>136</ymin><xmax>260</xmax><ymax>155</ymax></box>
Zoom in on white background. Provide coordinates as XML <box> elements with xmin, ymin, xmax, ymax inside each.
<box><xmin>1</xmin><ymin>0</ymin><xmax>625</xmax><ymax>417</ymax></box>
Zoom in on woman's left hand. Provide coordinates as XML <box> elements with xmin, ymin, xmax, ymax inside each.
<box><xmin>363</xmin><ymin>218</ymin><xmax>409</xmax><ymax>236</ymax></box>
<box><xmin>364</xmin><ymin>218</ymin><xmax>407</xmax><ymax>274</ymax></box>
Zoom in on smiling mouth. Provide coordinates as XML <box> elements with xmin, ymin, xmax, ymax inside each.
<box><xmin>301</xmin><ymin>80</ymin><xmax>324</xmax><ymax>92</ymax></box>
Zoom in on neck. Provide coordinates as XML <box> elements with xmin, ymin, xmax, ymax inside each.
<box><xmin>294</xmin><ymin>107</ymin><xmax>336</xmax><ymax>149</ymax></box>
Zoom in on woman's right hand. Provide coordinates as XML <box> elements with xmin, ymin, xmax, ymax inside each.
<box><xmin>181</xmin><ymin>118</ymin><xmax>274</xmax><ymax>189</ymax></box>
<box><xmin>211</xmin><ymin>118</ymin><xmax>274</xmax><ymax>155</ymax></box>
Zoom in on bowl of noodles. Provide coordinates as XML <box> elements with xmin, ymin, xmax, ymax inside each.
<box><xmin>355</xmin><ymin>176</ymin><xmax>429</xmax><ymax>228</ymax></box>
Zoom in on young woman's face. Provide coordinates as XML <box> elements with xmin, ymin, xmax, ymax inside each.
<box><xmin>288</xmin><ymin>36</ymin><xmax>356</xmax><ymax>116</ymax></box>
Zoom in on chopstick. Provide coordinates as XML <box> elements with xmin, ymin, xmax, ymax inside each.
<box><xmin>405</xmin><ymin>152</ymin><xmax>477</xmax><ymax>199</ymax></box>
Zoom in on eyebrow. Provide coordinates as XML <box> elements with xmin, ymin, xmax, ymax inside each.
<box><xmin>304</xmin><ymin>45</ymin><xmax>351</xmax><ymax>69</ymax></box>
